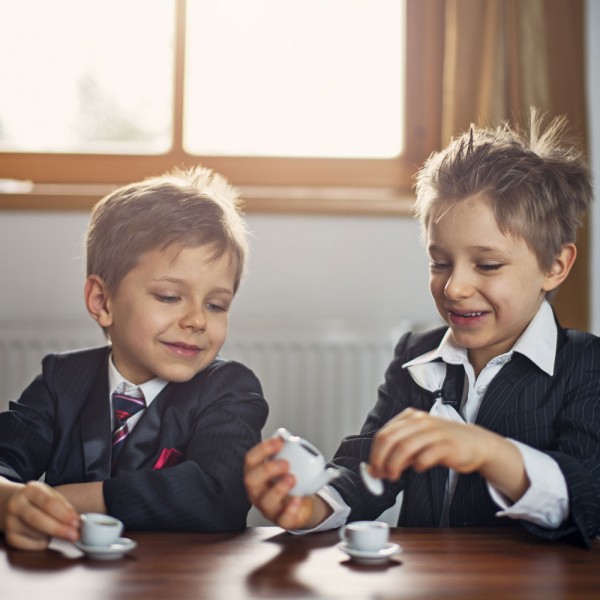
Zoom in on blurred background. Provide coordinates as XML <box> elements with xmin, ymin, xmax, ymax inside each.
<box><xmin>0</xmin><ymin>0</ymin><xmax>598</xmax><ymax>523</ymax></box>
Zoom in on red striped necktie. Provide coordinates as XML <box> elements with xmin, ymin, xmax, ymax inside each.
<box><xmin>111</xmin><ymin>384</ymin><xmax>146</xmax><ymax>470</ymax></box>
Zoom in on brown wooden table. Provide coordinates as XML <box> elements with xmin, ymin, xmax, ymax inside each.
<box><xmin>1</xmin><ymin>527</ymin><xmax>599</xmax><ymax>599</ymax></box>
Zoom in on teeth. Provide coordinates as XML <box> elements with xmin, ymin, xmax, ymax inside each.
<box><xmin>462</xmin><ymin>312</ymin><xmax>483</xmax><ymax>317</ymax></box>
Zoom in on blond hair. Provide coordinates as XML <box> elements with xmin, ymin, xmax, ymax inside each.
<box><xmin>86</xmin><ymin>166</ymin><xmax>249</xmax><ymax>293</ymax></box>
<box><xmin>414</xmin><ymin>110</ymin><xmax>592</xmax><ymax>271</ymax></box>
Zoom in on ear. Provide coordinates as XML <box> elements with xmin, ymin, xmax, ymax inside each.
<box><xmin>84</xmin><ymin>275</ymin><xmax>114</xmax><ymax>328</ymax></box>
<box><xmin>542</xmin><ymin>243</ymin><xmax>577</xmax><ymax>292</ymax></box>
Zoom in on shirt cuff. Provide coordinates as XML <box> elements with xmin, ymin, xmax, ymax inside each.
<box><xmin>288</xmin><ymin>485</ymin><xmax>351</xmax><ymax>535</ymax></box>
<box><xmin>487</xmin><ymin>439</ymin><xmax>569</xmax><ymax>529</ymax></box>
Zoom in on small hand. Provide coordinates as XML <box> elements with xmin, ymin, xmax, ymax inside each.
<box><xmin>243</xmin><ymin>437</ymin><xmax>328</xmax><ymax>530</ymax></box>
<box><xmin>368</xmin><ymin>407</ymin><xmax>496</xmax><ymax>481</ymax></box>
<box><xmin>3</xmin><ymin>481</ymin><xmax>80</xmax><ymax>551</ymax></box>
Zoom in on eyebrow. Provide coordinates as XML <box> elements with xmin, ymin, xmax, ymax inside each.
<box><xmin>428</xmin><ymin>244</ymin><xmax>502</xmax><ymax>254</ymax></box>
<box><xmin>152</xmin><ymin>277</ymin><xmax>234</xmax><ymax>295</ymax></box>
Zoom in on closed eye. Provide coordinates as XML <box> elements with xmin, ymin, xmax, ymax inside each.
<box><xmin>206</xmin><ymin>302</ymin><xmax>229</xmax><ymax>313</ymax></box>
<box><xmin>429</xmin><ymin>261</ymin><xmax>450</xmax><ymax>271</ymax></box>
<box><xmin>154</xmin><ymin>294</ymin><xmax>180</xmax><ymax>304</ymax></box>
<box><xmin>478</xmin><ymin>263</ymin><xmax>503</xmax><ymax>272</ymax></box>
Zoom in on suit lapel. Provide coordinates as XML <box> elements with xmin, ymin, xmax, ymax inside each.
<box><xmin>475</xmin><ymin>353</ymin><xmax>541</xmax><ymax>430</ymax></box>
<box><xmin>81</xmin><ymin>369</ymin><xmax>112</xmax><ymax>481</ymax></box>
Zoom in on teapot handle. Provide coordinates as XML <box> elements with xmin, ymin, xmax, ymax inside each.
<box><xmin>274</xmin><ymin>428</ymin><xmax>322</xmax><ymax>457</ymax></box>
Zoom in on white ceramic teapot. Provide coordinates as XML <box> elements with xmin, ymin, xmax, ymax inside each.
<box><xmin>273</xmin><ymin>428</ymin><xmax>339</xmax><ymax>496</ymax></box>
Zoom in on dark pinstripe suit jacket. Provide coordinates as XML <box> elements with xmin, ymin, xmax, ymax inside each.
<box><xmin>330</xmin><ymin>325</ymin><xmax>600</xmax><ymax>546</ymax></box>
<box><xmin>0</xmin><ymin>346</ymin><xmax>268</xmax><ymax>531</ymax></box>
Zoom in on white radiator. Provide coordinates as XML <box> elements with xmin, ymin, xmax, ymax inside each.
<box><xmin>0</xmin><ymin>321</ymin><xmax>104</xmax><ymax>411</ymax></box>
<box><xmin>0</xmin><ymin>318</ymin><xmax>410</xmax><ymax>524</ymax></box>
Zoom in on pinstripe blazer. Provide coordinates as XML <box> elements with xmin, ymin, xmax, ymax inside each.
<box><xmin>330</xmin><ymin>324</ymin><xmax>600</xmax><ymax>547</ymax></box>
<box><xmin>0</xmin><ymin>346</ymin><xmax>268</xmax><ymax>532</ymax></box>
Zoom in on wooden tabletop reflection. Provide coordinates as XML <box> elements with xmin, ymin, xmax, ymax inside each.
<box><xmin>2</xmin><ymin>527</ymin><xmax>599</xmax><ymax>599</ymax></box>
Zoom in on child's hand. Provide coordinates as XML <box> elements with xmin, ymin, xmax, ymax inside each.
<box><xmin>2</xmin><ymin>480</ymin><xmax>80</xmax><ymax>550</ymax></box>
<box><xmin>368</xmin><ymin>407</ymin><xmax>529</xmax><ymax>502</ymax></box>
<box><xmin>368</xmin><ymin>407</ymin><xmax>497</xmax><ymax>481</ymax></box>
<box><xmin>244</xmin><ymin>437</ymin><xmax>330</xmax><ymax>530</ymax></box>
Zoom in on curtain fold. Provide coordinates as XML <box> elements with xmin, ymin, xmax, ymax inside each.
<box><xmin>438</xmin><ymin>0</ymin><xmax>588</xmax><ymax>330</ymax></box>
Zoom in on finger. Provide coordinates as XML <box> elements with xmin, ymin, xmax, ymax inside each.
<box><xmin>9</xmin><ymin>500</ymin><xmax>80</xmax><ymax>542</ymax></box>
<box><xmin>254</xmin><ymin>473</ymin><xmax>297</xmax><ymax>521</ymax></box>
<box><xmin>276</xmin><ymin>495</ymin><xmax>316</xmax><ymax>530</ymax></box>
<box><xmin>8</xmin><ymin>485</ymin><xmax>79</xmax><ymax>541</ymax></box>
<box><xmin>5</xmin><ymin>527</ymin><xmax>50</xmax><ymax>551</ymax></box>
<box><xmin>244</xmin><ymin>437</ymin><xmax>284</xmax><ymax>473</ymax></box>
<box><xmin>244</xmin><ymin>457</ymin><xmax>290</xmax><ymax>500</ymax></box>
<box><xmin>5</xmin><ymin>509</ymin><xmax>61</xmax><ymax>551</ymax></box>
<box><xmin>370</xmin><ymin>410</ymin><xmax>432</xmax><ymax>477</ymax></box>
<box><xmin>410</xmin><ymin>441</ymin><xmax>454</xmax><ymax>472</ymax></box>
<box><xmin>411</xmin><ymin>424</ymin><xmax>488</xmax><ymax>474</ymax></box>
<box><xmin>276</xmin><ymin>496</ymin><xmax>304</xmax><ymax>530</ymax></box>
<box><xmin>24</xmin><ymin>481</ymin><xmax>79</xmax><ymax>526</ymax></box>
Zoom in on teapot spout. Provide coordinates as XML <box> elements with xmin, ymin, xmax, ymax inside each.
<box><xmin>325</xmin><ymin>467</ymin><xmax>341</xmax><ymax>483</ymax></box>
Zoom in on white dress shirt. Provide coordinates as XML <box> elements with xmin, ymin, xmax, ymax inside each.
<box><xmin>108</xmin><ymin>355</ymin><xmax>168</xmax><ymax>432</ymax></box>
<box><xmin>302</xmin><ymin>300</ymin><xmax>569</xmax><ymax>533</ymax></box>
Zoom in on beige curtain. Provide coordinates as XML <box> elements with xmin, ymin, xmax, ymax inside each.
<box><xmin>438</xmin><ymin>0</ymin><xmax>588</xmax><ymax>330</ymax></box>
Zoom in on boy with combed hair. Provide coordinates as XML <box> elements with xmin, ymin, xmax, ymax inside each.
<box><xmin>0</xmin><ymin>166</ymin><xmax>268</xmax><ymax>550</ymax></box>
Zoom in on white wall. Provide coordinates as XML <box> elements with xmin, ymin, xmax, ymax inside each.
<box><xmin>0</xmin><ymin>212</ymin><xmax>436</xmax><ymax>328</ymax></box>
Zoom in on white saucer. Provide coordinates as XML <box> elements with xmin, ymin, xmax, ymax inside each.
<box><xmin>75</xmin><ymin>537</ymin><xmax>137</xmax><ymax>560</ymax></box>
<box><xmin>337</xmin><ymin>541</ymin><xmax>401</xmax><ymax>564</ymax></box>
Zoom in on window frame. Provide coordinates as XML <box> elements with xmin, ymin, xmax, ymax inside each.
<box><xmin>0</xmin><ymin>0</ymin><xmax>443</xmax><ymax>215</ymax></box>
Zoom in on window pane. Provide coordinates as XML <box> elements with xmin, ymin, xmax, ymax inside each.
<box><xmin>0</xmin><ymin>0</ymin><xmax>174</xmax><ymax>154</ymax></box>
<box><xmin>184</xmin><ymin>0</ymin><xmax>405</xmax><ymax>159</ymax></box>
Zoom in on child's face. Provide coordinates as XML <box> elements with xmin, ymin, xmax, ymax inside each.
<box><xmin>99</xmin><ymin>244</ymin><xmax>236</xmax><ymax>384</ymax></box>
<box><xmin>426</xmin><ymin>193</ymin><xmax>559</xmax><ymax>374</ymax></box>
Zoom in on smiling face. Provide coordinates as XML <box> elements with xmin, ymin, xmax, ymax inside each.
<box><xmin>426</xmin><ymin>193</ymin><xmax>566</xmax><ymax>375</ymax></box>
<box><xmin>86</xmin><ymin>244</ymin><xmax>236</xmax><ymax>384</ymax></box>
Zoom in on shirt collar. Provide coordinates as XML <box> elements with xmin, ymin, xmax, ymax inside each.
<box><xmin>108</xmin><ymin>354</ymin><xmax>168</xmax><ymax>406</ymax></box>
<box><xmin>403</xmin><ymin>300</ymin><xmax>557</xmax><ymax>376</ymax></box>
<box><xmin>511</xmin><ymin>300</ymin><xmax>556</xmax><ymax>376</ymax></box>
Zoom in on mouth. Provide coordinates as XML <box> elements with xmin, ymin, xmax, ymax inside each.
<box><xmin>161</xmin><ymin>341</ymin><xmax>203</xmax><ymax>357</ymax></box>
<box><xmin>447</xmin><ymin>309</ymin><xmax>489</xmax><ymax>326</ymax></box>
<box><xmin>449</xmin><ymin>310</ymin><xmax>486</xmax><ymax>318</ymax></box>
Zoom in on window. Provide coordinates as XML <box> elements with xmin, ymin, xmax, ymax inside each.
<box><xmin>184</xmin><ymin>1</ymin><xmax>404</xmax><ymax>159</ymax></box>
<box><xmin>0</xmin><ymin>1</ymin><xmax>173</xmax><ymax>154</ymax></box>
<box><xmin>0</xmin><ymin>0</ymin><xmax>443</xmax><ymax>214</ymax></box>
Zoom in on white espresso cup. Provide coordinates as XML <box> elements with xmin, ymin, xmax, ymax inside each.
<box><xmin>80</xmin><ymin>513</ymin><xmax>124</xmax><ymax>546</ymax></box>
<box><xmin>339</xmin><ymin>521</ymin><xmax>389</xmax><ymax>552</ymax></box>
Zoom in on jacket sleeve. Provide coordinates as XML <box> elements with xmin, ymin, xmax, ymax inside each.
<box><xmin>328</xmin><ymin>330</ymin><xmax>425</xmax><ymax>521</ymax></box>
<box><xmin>0</xmin><ymin>347</ymin><xmax>106</xmax><ymax>483</ymax></box>
<box><xmin>0</xmin><ymin>372</ymin><xmax>56</xmax><ymax>483</ymax></box>
<box><xmin>520</xmin><ymin>333</ymin><xmax>600</xmax><ymax>547</ymax></box>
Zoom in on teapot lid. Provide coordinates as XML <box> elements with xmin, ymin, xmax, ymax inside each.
<box><xmin>274</xmin><ymin>427</ymin><xmax>296</xmax><ymax>443</ymax></box>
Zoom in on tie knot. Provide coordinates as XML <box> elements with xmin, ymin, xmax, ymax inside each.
<box><xmin>112</xmin><ymin>385</ymin><xmax>146</xmax><ymax>425</ymax></box>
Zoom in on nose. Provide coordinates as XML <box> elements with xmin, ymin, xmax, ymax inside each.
<box><xmin>180</xmin><ymin>302</ymin><xmax>207</xmax><ymax>332</ymax></box>
<box><xmin>443</xmin><ymin>268</ymin><xmax>474</xmax><ymax>301</ymax></box>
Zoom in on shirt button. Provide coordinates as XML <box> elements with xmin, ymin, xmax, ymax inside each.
<box><xmin>477</xmin><ymin>385</ymin><xmax>487</xmax><ymax>395</ymax></box>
